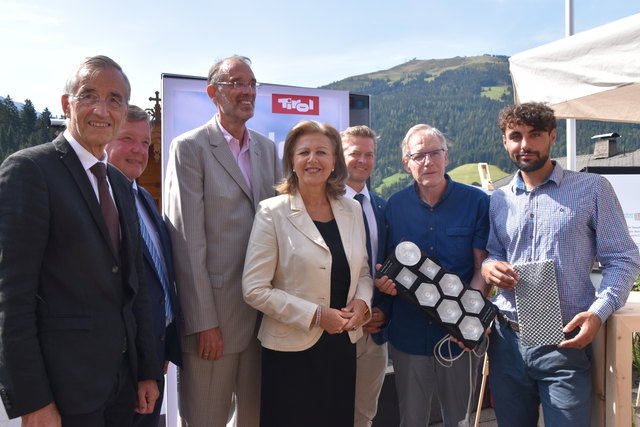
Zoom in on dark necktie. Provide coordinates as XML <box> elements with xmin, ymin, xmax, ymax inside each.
<box><xmin>90</xmin><ymin>162</ymin><xmax>120</xmax><ymax>257</ymax></box>
<box><xmin>354</xmin><ymin>193</ymin><xmax>373</xmax><ymax>276</ymax></box>
<box><xmin>136</xmin><ymin>192</ymin><xmax>174</xmax><ymax>323</ymax></box>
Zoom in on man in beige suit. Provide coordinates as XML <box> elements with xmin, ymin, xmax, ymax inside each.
<box><xmin>164</xmin><ymin>56</ymin><xmax>281</xmax><ymax>427</ymax></box>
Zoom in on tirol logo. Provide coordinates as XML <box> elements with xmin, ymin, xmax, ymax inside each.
<box><xmin>272</xmin><ymin>94</ymin><xmax>320</xmax><ymax>115</ymax></box>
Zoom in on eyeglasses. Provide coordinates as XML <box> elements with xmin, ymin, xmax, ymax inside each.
<box><xmin>71</xmin><ymin>93</ymin><xmax>126</xmax><ymax>111</ymax></box>
<box><xmin>216</xmin><ymin>81</ymin><xmax>260</xmax><ymax>90</ymax></box>
<box><xmin>406</xmin><ymin>148</ymin><xmax>446</xmax><ymax>164</ymax></box>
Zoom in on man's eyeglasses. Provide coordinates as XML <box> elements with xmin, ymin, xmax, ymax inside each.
<box><xmin>216</xmin><ymin>81</ymin><xmax>260</xmax><ymax>90</ymax></box>
<box><xmin>406</xmin><ymin>148</ymin><xmax>446</xmax><ymax>164</ymax></box>
<box><xmin>71</xmin><ymin>93</ymin><xmax>126</xmax><ymax>111</ymax></box>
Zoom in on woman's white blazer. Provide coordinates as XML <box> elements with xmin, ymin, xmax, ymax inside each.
<box><xmin>242</xmin><ymin>192</ymin><xmax>373</xmax><ymax>352</ymax></box>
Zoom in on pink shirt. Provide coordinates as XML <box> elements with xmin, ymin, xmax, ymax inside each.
<box><xmin>216</xmin><ymin>116</ymin><xmax>252</xmax><ymax>191</ymax></box>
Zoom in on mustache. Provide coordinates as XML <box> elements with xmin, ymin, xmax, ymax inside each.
<box><xmin>515</xmin><ymin>149</ymin><xmax>539</xmax><ymax>157</ymax></box>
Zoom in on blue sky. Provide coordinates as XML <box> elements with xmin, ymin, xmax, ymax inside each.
<box><xmin>1</xmin><ymin>0</ymin><xmax>638</xmax><ymax>116</ymax></box>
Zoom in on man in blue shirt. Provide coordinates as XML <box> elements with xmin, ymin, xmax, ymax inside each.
<box><xmin>375</xmin><ymin>124</ymin><xmax>490</xmax><ymax>427</ymax></box>
<box><xmin>483</xmin><ymin>102</ymin><xmax>640</xmax><ymax>426</ymax></box>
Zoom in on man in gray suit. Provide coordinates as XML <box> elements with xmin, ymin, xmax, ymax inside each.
<box><xmin>164</xmin><ymin>56</ymin><xmax>281</xmax><ymax>427</ymax></box>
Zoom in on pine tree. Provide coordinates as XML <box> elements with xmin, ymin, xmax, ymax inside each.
<box><xmin>21</xmin><ymin>99</ymin><xmax>37</xmax><ymax>135</ymax></box>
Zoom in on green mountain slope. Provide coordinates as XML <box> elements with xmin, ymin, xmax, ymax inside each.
<box><xmin>323</xmin><ymin>55</ymin><xmax>640</xmax><ymax>199</ymax></box>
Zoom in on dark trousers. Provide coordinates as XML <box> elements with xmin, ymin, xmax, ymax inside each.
<box><xmin>61</xmin><ymin>357</ymin><xmax>137</xmax><ymax>427</ymax></box>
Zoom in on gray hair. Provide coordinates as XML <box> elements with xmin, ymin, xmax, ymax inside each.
<box><xmin>207</xmin><ymin>55</ymin><xmax>252</xmax><ymax>85</ymax></box>
<box><xmin>64</xmin><ymin>55</ymin><xmax>131</xmax><ymax>101</ymax></box>
<box><xmin>401</xmin><ymin>124</ymin><xmax>448</xmax><ymax>158</ymax></box>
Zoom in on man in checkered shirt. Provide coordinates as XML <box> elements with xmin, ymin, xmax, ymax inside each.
<box><xmin>482</xmin><ymin>102</ymin><xmax>640</xmax><ymax>427</ymax></box>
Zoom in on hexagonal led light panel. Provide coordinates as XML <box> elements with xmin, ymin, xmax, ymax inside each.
<box><xmin>415</xmin><ymin>282</ymin><xmax>441</xmax><ymax>307</ymax></box>
<box><xmin>440</xmin><ymin>274</ymin><xmax>464</xmax><ymax>297</ymax></box>
<box><xmin>437</xmin><ymin>299</ymin><xmax>463</xmax><ymax>324</ymax></box>
<box><xmin>377</xmin><ymin>240</ymin><xmax>498</xmax><ymax>348</ymax></box>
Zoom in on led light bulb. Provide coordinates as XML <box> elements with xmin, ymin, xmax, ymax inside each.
<box><xmin>415</xmin><ymin>283</ymin><xmax>441</xmax><ymax>307</ymax></box>
<box><xmin>458</xmin><ymin>316</ymin><xmax>484</xmax><ymax>341</ymax></box>
<box><xmin>395</xmin><ymin>241</ymin><xmax>421</xmax><ymax>266</ymax></box>
<box><xmin>396</xmin><ymin>267</ymin><xmax>418</xmax><ymax>289</ymax></box>
<box><xmin>418</xmin><ymin>258</ymin><xmax>440</xmax><ymax>280</ymax></box>
<box><xmin>439</xmin><ymin>273</ymin><xmax>463</xmax><ymax>297</ymax></box>
<box><xmin>436</xmin><ymin>299</ymin><xmax>462</xmax><ymax>324</ymax></box>
<box><xmin>460</xmin><ymin>289</ymin><xmax>485</xmax><ymax>314</ymax></box>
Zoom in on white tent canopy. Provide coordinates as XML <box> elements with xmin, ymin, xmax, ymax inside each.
<box><xmin>510</xmin><ymin>13</ymin><xmax>640</xmax><ymax>123</ymax></box>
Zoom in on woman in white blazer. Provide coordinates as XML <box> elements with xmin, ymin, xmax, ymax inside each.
<box><xmin>243</xmin><ymin>120</ymin><xmax>373</xmax><ymax>427</ymax></box>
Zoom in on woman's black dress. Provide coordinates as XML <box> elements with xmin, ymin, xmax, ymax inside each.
<box><xmin>260</xmin><ymin>219</ymin><xmax>356</xmax><ymax>427</ymax></box>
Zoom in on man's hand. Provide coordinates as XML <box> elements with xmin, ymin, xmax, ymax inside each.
<box><xmin>21</xmin><ymin>402</ymin><xmax>61</xmax><ymax>427</ymax></box>
<box><xmin>374</xmin><ymin>264</ymin><xmax>397</xmax><ymax>296</ymax></box>
<box><xmin>481</xmin><ymin>260</ymin><xmax>518</xmax><ymax>290</ymax></box>
<box><xmin>198</xmin><ymin>327</ymin><xmax>223</xmax><ymax>360</ymax></box>
<box><xmin>363</xmin><ymin>307</ymin><xmax>385</xmax><ymax>334</ymax></box>
<box><xmin>558</xmin><ymin>311</ymin><xmax>602</xmax><ymax>349</ymax></box>
<box><xmin>135</xmin><ymin>380</ymin><xmax>159</xmax><ymax>414</ymax></box>
<box><xmin>450</xmin><ymin>327</ymin><xmax>491</xmax><ymax>352</ymax></box>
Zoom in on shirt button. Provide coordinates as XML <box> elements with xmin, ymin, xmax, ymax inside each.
<box><xmin>429</xmin><ymin>226</ymin><xmax>434</xmax><ymax>231</ymax></box>
<box><xmin>530</xmin><ymin>213</ymin><xmax>534</xmax><ymax>218</ymax></box>
<box><xmin>429</xmin><ymin>246</ymin><xmax>434</xmax><ymax>251</ymax></box>
<box><xmin>112</xmin><ymin>265</ymin><xmax>119</xmax><ymax>273</ymax></box>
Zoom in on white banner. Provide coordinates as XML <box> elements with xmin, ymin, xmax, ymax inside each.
<box><xmin>603</xmin><ymin>174</ymin><xmax>640</xmax><ymax>252</ymax></box>
<box><xmin>161</xmin><ymin>74</ymin><xmax>350</xmax><ymax>180</ymax></box>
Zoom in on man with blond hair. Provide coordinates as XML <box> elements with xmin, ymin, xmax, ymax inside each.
<box><xmin>341</xmin><ymin>125</ymin><xmax>388</xmax><ymax>427</ymax></box>
<box><xmin>106</xmin><ymin>105</ymin><xmax>182</xmax><ymax>427</ymax></box>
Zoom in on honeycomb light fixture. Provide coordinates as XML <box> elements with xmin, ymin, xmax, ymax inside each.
<box><xmin>378</xmin><ymin>241</ymin><xmax>498</xmax><ymax>348</ymax></box>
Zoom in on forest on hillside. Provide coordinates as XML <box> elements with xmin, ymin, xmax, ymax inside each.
<box><xmin>3</xmin><ymin>55</ymin><xmax>640</xmax><ymax>199</ymax></box>
<box><xmin>324</xmin><ymin>56</ymin><xmax>640</xmax><ymax>198</ymax></box>
<box><xmin>0</xmin><ymin>96</ymin><xmax>57</xmax><ymax>163</ymax></box>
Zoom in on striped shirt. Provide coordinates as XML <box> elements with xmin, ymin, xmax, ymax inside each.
<box><xmin>486</xmin><ymin>162</ymin><xmax>640</xmax><ymax>324</ymax></box>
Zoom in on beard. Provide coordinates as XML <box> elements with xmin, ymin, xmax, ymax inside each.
<box><xmin>510</xmin><ymin>150</ymin><xmax>549</xmax><ymax>172</ymax></box>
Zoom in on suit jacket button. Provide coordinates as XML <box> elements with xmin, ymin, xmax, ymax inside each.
<box><xmin>112</xmin><ymin>265</ymin><xmax>119</xmax><ymax>273</ymax></box>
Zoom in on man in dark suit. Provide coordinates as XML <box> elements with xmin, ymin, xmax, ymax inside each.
<box><xmin>341</xmin><ymin>125</ymin><xmax>388</xmax><ymax>427</ymax></box>
<box><xmin>106</xmin><ymin>105</ymin><xmax>182</xmax><ymax>427</ymax></box>
<box><xmin>0</xmin><ymin>55</ymin><xmax>160</xmax><ymax>426</ymax></box>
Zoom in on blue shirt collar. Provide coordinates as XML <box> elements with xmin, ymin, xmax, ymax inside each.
<box><xmin>411</xmin><ymin>174</ymin><xmax>453</xmax><ymax>207</ymax></box>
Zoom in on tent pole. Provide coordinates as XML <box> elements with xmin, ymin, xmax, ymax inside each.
<box><xmin>565</xmin><ymin>0</ymin><xmax>577</xmax><ymax>171</ymax></box>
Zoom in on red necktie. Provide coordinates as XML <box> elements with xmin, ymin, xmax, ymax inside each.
<box><xmin>90</xmin><ymin>162</ymin><xmax>120</xmax><ymax>258</ymax></box>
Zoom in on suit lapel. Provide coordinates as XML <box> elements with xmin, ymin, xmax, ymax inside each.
<box><xmin>108</xmin><ymin>165</ymin><xmax>133</xmax><ymax>262</ymax></box>
<box><xmin>137</xmin><ymin>186</ymin><xmax>175</xmax><ymax>284</ymax></box>
<box><xmin>54</xmin><ymin>136</ymin><xmax>119</xmax><ymax>262</ymax></box>
<box><xmin>371</xmin><ymin>194</ymin><xmax>385</xmax><ymax>233</ymax></box>
<box><xmin>205</xmin><ymin>120</ymin><xmax>253</xmax><ymax>202</ymax></box>
<box><xmin>249</xmin><ymin>131</ymin><xmax>263</xmax><ymax>211</ymax></box>
<box><xmin>287</xmin><ymin>193</ymin><xmax>328</xmax><ymax>251</ymax></box>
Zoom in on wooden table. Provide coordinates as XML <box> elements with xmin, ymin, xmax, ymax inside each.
<box><xmin>602</xmin><ymin>292</ymin><xmax>640</xmax><ymax>426</ymax></box>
